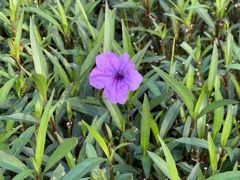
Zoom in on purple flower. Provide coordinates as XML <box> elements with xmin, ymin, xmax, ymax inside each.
<box><xmin>89</xmin><ymin>52</ymin><xmax>143</xmax><ymax>104</ymax></box>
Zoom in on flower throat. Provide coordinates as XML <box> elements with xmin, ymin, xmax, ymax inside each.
<box><xmin>115</xmin><ymin>71</ymin><xmax>124</xmax><ymax>80</ymax></box>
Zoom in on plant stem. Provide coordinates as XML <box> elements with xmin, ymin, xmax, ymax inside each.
<box><xmin>109</xmin><ymin>161</ymin><xmax>114</xmax><ymax>180</ymax></box>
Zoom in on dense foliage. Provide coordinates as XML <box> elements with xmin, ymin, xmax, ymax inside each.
<box><xmin>0</xmin><ymin>0</ymin><xmax>240</xmax><ymax>179</ymax></box>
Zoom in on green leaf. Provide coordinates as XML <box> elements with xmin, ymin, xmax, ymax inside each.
<box><xmin>197</xmin><ymin>99</ymin><xmax>238</xmax><ymax>119</ymax></box>
<box><xmin>186</xmin><ymin>65</ymin><xmax>195</xmax><ymax>89</ymax></box>
<box><xmin>112</xmin><ymin>164</ymin><xmax>139</xmax><ymax>174</ymax></box>
<box><xmin>32</xmin><ymin>74</ymin><xmax>47</xmax><ymax>100</ymax></box>
<box><xmin>23</xmin><ymin>7</ymin><xmax>63</xmax><ymax>33</ymax></box>
<box><xmin>43</xmin><ymin>137</ymin><xmax>78</xmax><ymax>174</ymax></box>
<box><xmin>83</xmin><ymin>121</ymin><xmax>110</xmax><ymax>158</ymax></box>
<box><xmin>208</xmin><ymin>133</ymin><xmax>218</xmax><ymax>172</ymax></box>
<box><xmin>229</xmin><ymin>73</ymin><xmax>240</xmax><ymax>100</ymax></box>
<box><xmin>225</xmin><ymin>31</ymin><xmax>233</xmax><ymax>65</ymax></box>
<box><xmin>76</xmin><ymin>0</ymin><xmax>96</xmax><ymax>40</ymax></box>
<box><xmin>12</xmin><ymin>169</ymin><xmax>34</xmax><ymax>180</ymax></box>
<box><xmin>226</xmin><ymin>64</ymin><xmax>240</xmax><ymax>70</ymax></box>
<box><xmin>122</xmin><ymin>19</ymin><xmax>134</xmax><ymax>57</ymax></box>
<box><xmin>187</xmin><ymin>163</ymin><xmax>199</xmax><ymax>180</ymax></box>
<box><xmin>11</xmin><ymin>126</ymin><xmax>35</xmax><ymax>156</ymax></box>
<box><xmin>207</xmin><ymin>42</ymin><xmax>218</xmax><ymax>93</ymax></box>
<box><xmin>62</xmin><ymin>157</ymin><xmax>106</xmax><ymax>180</ymax></box>
<box><xmin>0</xmin><ymin>113</ymin><xmax>40</xmax><ymax>124</ymax></box>
<box><xmin>35</xmin><ymin>90</ymin><xmax>57</xmax><ymax>173</ymax></box>
<box><xmin>30</xmin><ymin>17</ymin><xmax>47</xmax><ymax>79</ymax></box>
<box><xmin>50</xmin><ymin>164</ymin><xmax>66</xmax><ymax>180</ymax></box>
<box><xmin>77</xmin><ymin>113</ymin><xmax>107</xmax><ymax>163</ymax></box>
<box><xmin>206</xmin><ymin>171</ymin><xmax>240</xmax><ymax>180</ymax></box>
<box><xmin>212</xmin><ymin>75</ymin><xmax>224</xmax><ymax>139</ymax></box>
<box><xmin>55</xmin><ymin>0</ymin><xmax>68</xmax><ymax>35</ymax></box>
<box><xmin>15</xmin><ymin>12</ymin><xmax>24</xmax><ymax>60</ymax></box>
<box><xmin>0</xmin><ymin>78</ymin><xmax>15</xmax><ymax>106</ymax></box>
<box><xmin>43</xmin><ymin>49</ymin><xmax>70</xmax><ymax>88</ymax></box>
<box><xmin>77</xmin><ymin>41</ymin><xmax>102</xmax><ymax>86</ymax></box>
<box><xmin>57</xmin><ymin>134</ymin><xmax>76</xmax><ymax>169</ymax></box>
<box><xmin>175</xmin><ymin>137</ymin><xmax>208</xmax><ymax>149</ymax></box>
<box><xmin>160</xmin><ymin>100</ymin><xmax>181</xmax><ymax>138</ymax></box>
<box><xmin>115</xmin><ymin>173</ymin><xmax>133</xmax><ymax>180</ymax></box>
<box><xmin>196</xmin><ymin>93</ymin><xmax>207</xmax><ymax>138</ymax></box>
<box><xmin>140</xmin><ymin>94</ymin><xmax>151</xmax><ymax>156</ymax></box>
<box><xmin>221</xmin><ymin>105</ymin><xmax>233</xmax><ymax>147</ymax></box>
<box><xmin>0</xmin><ymin>151</ymin><xmax>29</xmax><ymax>173</ymax></box>
<box><xmin>0</xmin><ymin>125</ymin><xmax>22</xmax><ymax>143</ymax></box>
<box><xmin>195</xmin><ymin>2</ymin><xmax>215</xmax><ymax>29</ymax></box>
<box><xmin>152</xmin><ymin>66</ymin><xmax>196</xmax><ymax>117</ymax></box>
<box><xmin>141</xmin><ymin>156</ymin><xmax>151</xmax><ymax>179</ymax></box>
<box><xmin>180</xmin><ymin>42</ymin><xmax>195</xmax><ymax>60</ymax></box>
<box><xmin>103</xmin><ymin>96</ymin><xmax>125</xmax><ymax>132</ymax></box>
<box><xmin>103</xmin><ymin>2</ymin><xmax>115</xmax><ymax>52</ymax></box>
<box><xmin>132</xmin><ymin>41</ymin><xmax>151</xmax><ymax>69</ymax></box>
<box><xmin>158</xmin><ymin>136</ymin><xmax>180</xmax><ymax>180</ymax></box>
<box><xmin>68</xmin><ymin>99</ymin><xmax>107</xmax><ymax>118</ymax></box>
<box><xmin>113</xmin><ymin>1</ymin><xmax>144</xmax><ymax>9</ymax></box>
<box><xmin>148</xmin><ymin>151</ymin><xmax>170</xmax><ymax>179</ymax></box>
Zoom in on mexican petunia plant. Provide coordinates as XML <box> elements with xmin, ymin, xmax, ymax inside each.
<box><xmin>89</xmin><ymin>52</ymin><xmax>142</xmax><ymax>104</ymax></box>
<box><xmin>0</xmin><ymin>0</ymin><xmax>240</xmax><ymax>180</ymax></box>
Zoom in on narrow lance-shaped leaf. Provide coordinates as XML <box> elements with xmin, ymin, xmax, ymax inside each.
<box><xmin>158</xmin><ymin>136</ymin><xmax>180</xmax><ymax>180</ymax></box>
<box><xmin>206</xmin><ymin>171</ymin><xmax>240</xmax><ymax>180</ymax></box>
<box><xmin>180</xmin><ymin>42</ymin><xmax>195</xmax><ymax>60</ymax></box>
<box><xmin>225</xmin><ymin>31</ymin><xmax>233</xmax><ymax>65</ymax></box>
<box><xmin>43</xmin><ymin>137</ymin><xmax>78</xmax><ymax>174</ymax></box>
<box><xmin>55</xmin><ymin>0</ymin><xmax>68</xmax><ymax>35</ymax></box>
<box><xmin>175</xmin><ymin>137</ymin><xmax>208</xmax><ymax>149</ymax></box>
<box><xmin>35</xmin><ymin>90</ymin><xmax>57</xmax><ymax>173</ymax></box>
<box><xmin>77</xmin><ymin>113</ymin><xmax>107</xmax><ymax>163</ymax></box>
<box><xmin>140</xmin><ymin>94</ymin><xmax>151</xmax><ymax>156</ymax></box>
<box><xmin>187</xmin><ymin>162</ymin><xmax>199</xmax><ymax>180</ymax></box>
<box><xmin>160</xmin><ymin>100</ymin><xmax>181</xmax><ymax>138</ymax></box>
<box><xmin>197</xmin><ymin>93</ymin><xmax>207</xmax><ymax>139</ymax></box>
<box><xmin>30</xmin><ymin>17</ymin><xmax>47</xmax><ymax>79</ymax></box>
<box><xmin>62</xmin><ymin>157</ymin><xmax>106</xmax><ymax>180</ymax></box>
<box><xmin>103</xmin><ymin>2</ymin><xmax>115</xmax><ymax>52</ymax></box>
<box><xmin>221</xmin><ymin>105</ymin><xmax>233</xmax><ymax>147</ymax></box>
<box><xmin>148</xmin><ymin>151</ymin><xmax>170</xmax><ymax>179</ymax></box>
<box><xmin>122</xmin><ymin>19</ymin><xmax>134</xmax><ymax>57</ymax></box>
<box><xmin>0</xmin><ymin>151</ymin><xmax>29</xmax><ymax>173</ymax></box>
<box><xmin>76</xmin><ymin>0</ymin><xmax>96</xmax><ymax>40</ymax></box>
<box><xmin>103</xmin><ymin>96</ymin><xmax>125</xmax><ymax>132</ymax></box>
<box><xmin>186</xmin><ymin>65</ymin><xmax>194</xmax><ymax>89</ymax></box>
<box><xmin>12</xmin><ymin>169</ymin><xmax>34</xmax><ymax>180</ymax></box>
<box><xmin>195</xmin><ymin>2</ymin><xmax>215</xmax><ymax>29</ymax></box>
<box><xmin>208</xmin><ymin>133</ymin><xmax>218</xmax><ymax>173</ymax></box>
<box><xmin>152</xmin><ymin>66</ymin><xmax>196</xmax><ymax>117</ymax></box>
<box><xmin>0</xmin><ymin>125</ymin><xmax>22</xmax><ymax>143</ymax></box>
<box><xmin>0</xmin><ymin>78</ymin><xmax>15</xmax><ymax>106</ymax></box>
<box><xmin>32</xmin><ymin>74</ymin><xmax>47</xmax><ymax>101</ymax></box>
<box><xmin>207</xmin><ymin>42</ymin><xmax>218</xmax><ymax>93</ymax></box>
<box><xmin>23</xmin><ymin>7</ymin><xmax>63</xmax><ymax>32</ymax></box>
<box><xmin>197</xmin><ymin>99</ymin><xmax>238</xmax><ymax>119</ymax></box>
<box><xmin>212</xmin><ymin>75</ymin><xmax>224</xmax><ymax>139</ymax></box>
<box><xmin>43</xmin><ymin>49</ymin><xmax>70</xmax><ymax>88</ymax></box>
<box><xmin>15</xmin><ymin>12</ymin><xmax>24</xmax><ymax>61</ymax></box>
<box><xmin>83</xmin><ymin>121</ymin><xmax>110</xmax><ymax>158</ymax></box>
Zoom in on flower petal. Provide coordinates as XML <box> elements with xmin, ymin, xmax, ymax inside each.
<box><xmin>118</xmin><ymin>53</ymin><xmax>143</xmax><ymax>90</ymax></box>
<box><xmin>104</xmin><ymin>79</ymin><xmax>129</xmax><ymax>104</ymax></box>
<box><xmin>96</xmin><ymin>52</ymin><xmax>120</xmax><ymax>72</ymax></box>
<box><xmin>123</xmin><ymin>69</ymin><xmax>143</xmax><ymax>90</ymax></box>
<box><xmin>89</xmin><ymin>68</ymin><xmax>111</xmax><ymax>89</ymax></box>
<box><xmin>119</xmin><ymin>53</ymin><xmax>135</xmax><ymax>72</ymax></box>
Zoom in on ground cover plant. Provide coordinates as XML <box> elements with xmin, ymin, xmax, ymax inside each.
<box><xmin>0</xmin><ymin>0</ymin><xmax>240</xmax><ymax>179</ymax></box>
